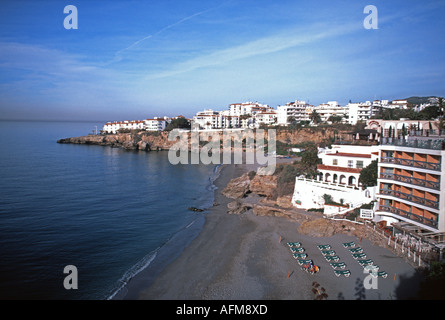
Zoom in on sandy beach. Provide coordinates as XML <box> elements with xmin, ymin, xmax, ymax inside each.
<box><xmin>121</xmin><ymin>162</ymin><xmax>422</xmax><ymax>300</ymax></box>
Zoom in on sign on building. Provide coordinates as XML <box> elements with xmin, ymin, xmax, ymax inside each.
<box><xmin>360</xmin><ymin>209</ymin><xmax>374</xmax><ymax>219</ymax></box>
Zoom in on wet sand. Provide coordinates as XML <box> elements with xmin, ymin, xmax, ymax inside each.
<box><xmin>124</xmin><ymin>163</ymin><xmax>422</xmax><ymax>300</ymax></box>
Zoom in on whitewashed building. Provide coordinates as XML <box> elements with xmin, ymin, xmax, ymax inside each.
<box><xmin>144</xmin><ymin>118</ymin><xmax>167</xmax><ymax>131</ymax></box>
<box><xmin>314</xmin><ymin>101</ymin><xmax>347</xmax><ymax>123</ymax></box>
<box><xmin>276</xmin><ymin>100</ymin><xmax>311</xmax><ymax>125</ymax></box>
<box><xmin>347</xmin><ymin>101</ymin><xmax>373</xmax><ymax>125</ymax></box>
<box><xmin>292</xmin><ymin>144</ymin><xmax>379</xmax><ymax>211</ymax></box>
<box><xmin>103</xmin><ymin>120</ymin><xmax>145</xmax><ymax>133</ymax></box>
<box><xmin>254</xmin><ymin>111</ymin><xmax>277</xmax><ymax>127</ymax></box>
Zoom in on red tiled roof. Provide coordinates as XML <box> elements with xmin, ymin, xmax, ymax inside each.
<box><xmin>326</xmin><ymin>152</ymin><xmax>371</xmax><ymax>158</ymax></box>
<box><xmin>317</xmin><ymin>164</ymin><xmax>362</xmax><ymax>174</ymax></box>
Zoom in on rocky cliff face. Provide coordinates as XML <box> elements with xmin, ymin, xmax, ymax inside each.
<box><xmin>275</xmin><ymin>127</ymin><xmax>350</xmax><ymax>145</ymax></box>
<box><xmin>57</xmin><ymin>127</ymin><xmax>352</xmax><ymax>152</ymax></box>
<box><xmin>57</xmin><ymin>131</ymin><xmax>176</xmax><ymax>151</ymax></box>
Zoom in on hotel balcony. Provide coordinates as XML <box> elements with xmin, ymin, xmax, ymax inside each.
<box><xmin>381</xmin><ymin>137</ymin><xmax>445</xmax><ymax>151</ymax></box>
<box><xmin>379</xmin><ymin>172</ymin><xmax>440</xmax><ymax>190</ymax></box>
<box><xmin>380</xmin><ymin>156</ymin><xmax>441</xmax><ymax>171</ymax></box>
<box><xmin>376</xmin><ymin>204</ymin><xmax>438</xmax><ymax>229</ymax></box>
<box><xmin>379</xmin><ymin>188</ymin><xmax>439</xmax><ymax>210</ymax></box>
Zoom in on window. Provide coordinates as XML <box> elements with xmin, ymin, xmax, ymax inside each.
<box><xmin>333</xmin><ymin>159</ymin><xmax>338</xmax><ymax>166</ymax></box>
<box><xmin>356</xmin><ymin>160</ymin><xmax>364</xmax><ymax>169</ymax></box>
<box><xmin>348</xmin><ymin>160</ymin><xmax>353</xmax><ymax>168</ymax></box>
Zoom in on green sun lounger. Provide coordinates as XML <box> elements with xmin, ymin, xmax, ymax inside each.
<box><xmin>352</xmin><ymin>253</ymin><xmax>366</xmax><ymax>259</ymax></box>
<box><xmin>334</xmin><ymin>269</ymin><xmax>351</xmax><ymax>277</ymax></box>
<box><xmin>297</xmin><ymin>259</ymin><xmax>312</xmax><ymax>266</ymax></box>
<box><xmin>349</xmin><ymin>247</ymin><xmax>363</xmax><ymax>253</ymax></box>
<box><xmin>375</xmin><ymin>271</ymin><xmax>388</xmax><ymax>278</ymax></box>
<box><xmin>342</xmin><ymin>241</ymin><xmax>355</xmax><ymax>248</ymax></box>
<box><xmin>325</xmin><ymin>255</ymin><xmax>340</xmax><ymax>262</ymax></box>
<box><xmin>293</xmin><ymin>253</ymin><xmax>307</xmax><ymax>259</ymax></box>
<box><xmin>317</xmin><ymin>244</ymin><xmax>331</xmax><ymax>250</ymax></box>
<box><xmin>358</xmin><ymin>259</ymin><xmax>374</xmax><ymax>266</ymax></box>
<box><xmin>321</xmin><ymin>250</ymin><xmax>336</xmax><ymax>256</ymax></box>
<box><xmin>364</xmin><ymin>265</ymin><xmax>379</xmax><ymax>273</ymax></box>
<box><xmin>287</xmin><ymin>242</ymin><xmax>302</xmax><ymax>248</ymax></box>
<box><xmin>330</xmin><ymin>262</ymin><xmax>347</xmax><ymax>269</ymax></box>
<box><xmin>290</xmin><ymin>247</ymin><xmax>305</xmax><ymax>253</ymax></box>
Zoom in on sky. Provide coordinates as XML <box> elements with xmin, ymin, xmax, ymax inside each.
<box><xmin>0</xmin><ymin>0</ymin><xmax>444</xmax><ymax>121</ymax></box>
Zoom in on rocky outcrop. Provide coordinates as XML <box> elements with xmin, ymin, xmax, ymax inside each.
<box><xmin>221</xmin><ymin>173</ymin><xmax>252</xmax><ymax>199</ymax></box>
<box><xmin>249</xmin><ymin>174</ymin><xmax>277</xmax><ymax>198</ymax></box>
<box><xmin>222</xmin><ymin>170</ymin><xmax>295</xmax><ymax>218</ymax></box>
<box><xmin>57</xmin><ymin>131</ymin><xmax>176</xmax><ymax>151</ymax></box>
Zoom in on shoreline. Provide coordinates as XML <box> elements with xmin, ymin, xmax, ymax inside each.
<box><xmin>122</xmin><ymin>162</ymin><xmax>422</xmax><ymax>300</ymax></box>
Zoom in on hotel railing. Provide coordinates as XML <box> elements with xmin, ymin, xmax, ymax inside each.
<box><xmin>381</xmin><ymin>137</ymin><xmax>445</xmax><ymax>151</ymax></box>
<box><xmin>379</xmin><ymin>188</ymin><xmax>439</xmax><ymax>210</ymax></box>
<box><xmin>377</xmin><ymin>204</ymin><xmax>438</xmax><ymax>229</ymax></box>
<box><xmin>379</xmin><ymin>173</ymin><xmax>440</xmax><ymax>190</ymax></box>
<box><xmin>380</xmin><ymin>156</ymin><xmax>441</xmax><ymax>171</ymax></box>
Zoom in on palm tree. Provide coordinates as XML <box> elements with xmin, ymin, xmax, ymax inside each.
<box><xmin>310</xmin><ymin>110</ymin><xmax>321</xmax><ymax>124</ymax></box>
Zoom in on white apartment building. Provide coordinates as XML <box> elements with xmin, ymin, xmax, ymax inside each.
<box><xmin>314</xmin><ymin>101</ymin><xmax>347</xmax><ymax>122</ymax></box>
<box><xmin>276</xmin><ymin>100</ymin><xmax>311</xmax><ymax>125</ymax></box>
<box><xmin>103</xmin><ymin>117</ymin><xmax>168</xmax><ymax>133</ymax></box>
<box><xmin>390</xmin><ymin>99</ymin><xmax>409</xmax><ymax>109</ymax></box>
<box><xmin>254</xmin><ymin>111</ymin><xmax>277</xmax><ymax>127</ymax></box>
<box><xmin>229</xmin><ymin>102</ymin><xmax>272</xmax><ymax>117</ymax></box>
<box><xmin>103</xmin><ymin>120</ymin><xmax>145</xmax><ymax>133</ymax></box>
<box><xmin>347</xmin><ymin>101</ymin><xmax>373</xmax><ymax>125</ymax></box>
<box><xmin>192</xmin><ymin>109</ymin><xmax>243</xmax><ymax>130</ymax></box>
<box><xmin>144</xmin><ymin>118</ymin><xmax>167</xmax><ymax>131</ymax></box>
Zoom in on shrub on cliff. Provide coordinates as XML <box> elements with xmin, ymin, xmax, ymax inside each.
<box><xmin>164</xmin><ymin>118</ymin><xmax>191</xmax><ymax>131</ymax></box>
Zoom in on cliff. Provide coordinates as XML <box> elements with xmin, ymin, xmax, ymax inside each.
<box><xmin>57</xmin><ymin>131</ymin><xmax>176</xmax><ymax>151</ymax></box>
<box><xmin>57</xmin><ymin>126</ymin><xmax>353</xmax><ymax>152</ymax></box>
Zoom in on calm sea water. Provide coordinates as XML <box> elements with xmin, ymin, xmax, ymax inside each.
<box><xmin>0</xmin><ymin>120</ymin><xmax>218</xmax><ymax>299</ymax></box>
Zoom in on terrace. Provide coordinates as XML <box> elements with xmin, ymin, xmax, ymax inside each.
<box><xmin>379</xmin><ymin>172</ymin><xmax>440</xmax><ymax>190</ymax></box>
<box><xmin>379</xmin><ymin>188</ymin><xmax>439</xmax><ymax>210</ymax></box>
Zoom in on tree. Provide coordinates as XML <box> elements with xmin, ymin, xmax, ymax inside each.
<box><xmin>300</xmin><ymin>146</ymin><xmax>322</xmax><ymax>178</ymax></box>
<box><xmin>328</xmin><ymin>115</ymin><xmax>343</xmax><ymax>123</ymax></box>
<box><xmin>287</xmin><ymin>116</ymin><xmax>296</xmax><ymax>125</ymax></box>
<box><xmin>359</xmin><ymin>159</ymin><xmax>378</xmax><ymax>188</ymax></box>
<box><xmin>310</xmin><ymin>110</ymin><xmax>322</xmax><ymax>124</ymax></box>
<box><xmin>164</xmin><ymin>117</ymin><xmax>191</xmax><ymax>131</ymax></box>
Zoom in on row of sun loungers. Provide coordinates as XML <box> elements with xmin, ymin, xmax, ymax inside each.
<box><xmin>287</xmin><ymin>240</ymin><xmax>387</xmax><ymax>279</ymax></box>
<box><xmin>343</xmin><ymin>242</ymin><xmax>388</xmax><ymax>278</ymax></box>
<box><xmin>288</xmin><ymin>242</ymin><xmax>320</xmax><ymax>274</ymax></box>
<box><xmin>318</xmin><ymin>244</ymin><xmax>351</xmax><ymax>277</ymax></box>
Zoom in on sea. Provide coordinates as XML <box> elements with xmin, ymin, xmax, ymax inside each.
<box><xmin>0</xmin><ymin>120</ymin><xmax>220</xmax><ymax>299</ymax></box>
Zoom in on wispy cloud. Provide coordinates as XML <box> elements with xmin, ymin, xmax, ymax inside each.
<box><xmin>109</xmin><ymin>3</ymin><xmax>229</xmax><ymax>65</ymax></box>
<box><xmin>144</xmin><ymin>21</ymin><xmax>362</xmax><ymax>80</ymax></box>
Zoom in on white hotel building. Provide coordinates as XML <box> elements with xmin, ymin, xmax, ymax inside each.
<box><xmin>375</xmin><ymin>136</ymin><xmax>445</xmax><ymax>236</ymax></box>
<box><xmin>292</xmin><ymin>144</ymin><xmax>379</xmax><ymax>210</ymax></box>
<box><xmin>276</xmin><ymin>100</ymin><xmax>311</xmax><ymax>125</ymax></box>
<box><xmin>103</xmin><ymin>117</ymin><xmax>168</xmax><ymax>133</ymax></box>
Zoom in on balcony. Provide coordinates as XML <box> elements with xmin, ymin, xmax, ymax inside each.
<box><xmin>377</xmin><ymin>204</ymin><xmax>438</xmax><ymax>229</ymax></box>
<box><xmin>379</xmin><ymin>173</ymin><xmax>440</xmax><ymax>191</ymax></box>
<box><xmin>381</xmin><ymin>137</ymin><xmax>445</xmax><ymax>151</ymax></box>
<box><xmin>381</xmin><ymin>156</ymin><xmax>441</xmax><ymax>171</ymax></box>
<box><xmin>379</xmin><ymin>188</ymin><xmax>439</xmax><ymax>210</ymax></box>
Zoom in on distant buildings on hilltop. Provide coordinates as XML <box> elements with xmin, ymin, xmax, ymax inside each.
<box><xmin>102</xmin><ymin>96</ymin><xmax>442</xmax><ymax>133</ymax></box>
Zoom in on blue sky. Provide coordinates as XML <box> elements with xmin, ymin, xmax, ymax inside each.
<box><xmin>0</xmin><ymin>0</ymin><xmax>444</xmax><ymax>121</ymax></box>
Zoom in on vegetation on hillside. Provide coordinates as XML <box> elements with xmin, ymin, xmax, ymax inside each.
<box><xmin>358</xmin><ymin>159</ymin><xmax>378</xmax><ymax>188</ymax></box>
